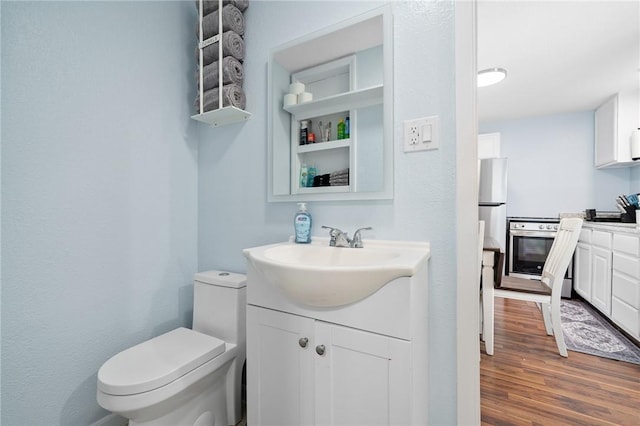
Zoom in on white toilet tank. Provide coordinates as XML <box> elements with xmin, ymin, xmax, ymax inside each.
<box><xmin>193</xmin><ymin>270</ymin><xmax>246</xmax><ymax>344</ymax></box>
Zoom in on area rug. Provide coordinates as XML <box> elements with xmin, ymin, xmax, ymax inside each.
<box><xmin>560</xmin><ymin>299</ymin><xmax>640</xmax><ymax>365</ymax></box>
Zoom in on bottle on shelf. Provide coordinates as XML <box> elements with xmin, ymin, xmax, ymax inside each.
<box><xmin>307</xmin><ymin>165</ymin><xmax>317</xmax><ymax>187</ymax></box>
<box><xmin>337</xmin><ymin>119</ymin><xmax>345</xmax><ymax>140</ymax></box>
<box><xmin>345</xmin><ymin>116</ymin><xmax>350</xmax><ymax>138</ymax></box>
<box><xmin>300</xmin><ymin>164</ymin><xmax>309</xmax><ymax>187</ymax></box>
<box><xmin>300</xmin><ymin>120</ymin><xmax>309</xmax><ymax>145</ymax></box>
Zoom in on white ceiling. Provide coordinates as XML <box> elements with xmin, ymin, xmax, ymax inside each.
<box><xmin>477</xmin><ymin>0</ymin><xmax>640</xmax><ymax>123</ymax></box>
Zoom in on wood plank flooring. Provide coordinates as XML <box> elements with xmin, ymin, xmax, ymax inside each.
<box><xmin>480</xmin><ymin>298</ymin><xmax>640</xmax><ymax>426</ymax></box>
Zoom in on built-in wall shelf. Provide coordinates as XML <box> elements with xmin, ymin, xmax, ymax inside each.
<box><xmin>283</xmin><ymin>85</ymin><xmax>383</xmax><ymax>120</ymax></box>
<box><xmin>296</xmin><ymin>185</ymin><xmax>350</xmax><ymax>194</ymax></box>
<box><xmin>191</xmin><ymin>106</ymin><xmax>251</xmax><ymax>127</ymax></box>
<box><xmin>297</xmin><ymin>139</ymin><xmax>350</xmax><ymax>154</ymax></box>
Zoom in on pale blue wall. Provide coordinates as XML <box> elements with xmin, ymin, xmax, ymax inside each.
<box><xmin>1</xmin><ymin>2</ymin><xmax>199</xmax><ymax>425</ymax></box>
<box><xmin>2</xmin><ymin>0</ymin><xmax>460</xmax><ymax>424</ymax></box>
<box><xmin>197</xmin><ymin>1</ymin><xmax>458</xmax><ymax>423</ymax></box>
<box><xmin>480</xmin><ymin>111</ymin><xmax>631</xmax><ymax>218</ymax></box>
<box><xmin>630</xmin><ymin>164</ymin><xmax>640</xmax><ymax>189</ymax></box>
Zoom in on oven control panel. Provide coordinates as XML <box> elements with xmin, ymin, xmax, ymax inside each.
<box><xmin>510</xmin><ymin>222</ymin><xmax>559</xmax><ymax>231</ymax></box>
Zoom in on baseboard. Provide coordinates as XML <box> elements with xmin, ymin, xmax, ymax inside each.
<box><xmin>89</xmin><ymin>413</ymin><xmax>127</xmax><ymax>426</ymax></box>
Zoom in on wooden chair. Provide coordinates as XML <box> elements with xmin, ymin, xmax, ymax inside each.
<box><xmin>482</xmin><ymin>217</ymin><xmax>583</xmax><ymax>357</ymax></box>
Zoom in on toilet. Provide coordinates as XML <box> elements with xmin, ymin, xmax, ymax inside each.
<box><xmin>97</xmin><ymin>271</ymin><xmax>246</xmax><ymax>426</ymax></box>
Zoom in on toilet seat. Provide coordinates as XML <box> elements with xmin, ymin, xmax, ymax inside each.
<box><xmin>98</xmin><ymin>327</ymin><xmax>226</xmax><ymax>396</ymax></box>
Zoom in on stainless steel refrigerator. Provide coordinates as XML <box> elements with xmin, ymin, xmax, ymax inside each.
<box><xmin>478</xmin><ymin>158</ymin><xmax>508</xmax><ymax>256</ymax></box>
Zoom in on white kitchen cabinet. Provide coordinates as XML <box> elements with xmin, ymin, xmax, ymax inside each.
<box><xmin>247</xmin><ymin>305</ymin><xmax>411</xmax><ymax>426</ymax></box>
<box><xmin>611</xmin><ymin>234</ymin><xmax>640</xmax><ymax>338</ymax></box>
<box><xmin>590</xmin><ymin>230</ymin><xmax>613</xmax><ymax>315</ymax></box>
<box><xmin>591</xmin><ymin>245</ymin><xmax>612</xmax><ymax>315</ymax></box>
<box><xmin>574</xmin><ymin>241</ymin><xmax>592</xmax><ymax>301</ymax></box>
<box><xmin>578</xmin><ymin>224</ymin><xmax>640</xmax><ymax>343</ymax></box>
<box><xmin>594</xmin><ymin>90</ymin><xmax>640</xmax><ymax>168</ymax></box>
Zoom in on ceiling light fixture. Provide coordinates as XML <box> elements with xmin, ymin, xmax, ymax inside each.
<box><xmin>477</xmin><ymin>68</ymin><xmax>507</xmax><ymax>87</ymax></box>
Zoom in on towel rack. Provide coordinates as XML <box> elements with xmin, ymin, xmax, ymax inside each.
<box><xmin>191</xmin><ymin>0</ymin><xmax>251</xmax><ymax>127</ymax></box>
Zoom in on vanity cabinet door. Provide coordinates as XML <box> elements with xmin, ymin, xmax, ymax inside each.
<box><xmin>247</xmin><ymin>305</ymin><xmax>315</xmax><ymax>426</ymax></box>
<box><xmin>248</xmin><ymin>305</ymin><xmax>412</xmax><ymax>426</ymax></box>
<box><xmin>314</xmin><ymin>321</ymin><xmax>411</xmax><ymax>426</ymax></box>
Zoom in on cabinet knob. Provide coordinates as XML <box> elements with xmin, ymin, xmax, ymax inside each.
<box><xmin>298</xmin><ymin>337</ymin><xmax>309</xmax><ymax>348</ymax></box>
<box><xmin>315</xmin><ymin>344</ymin><xmax>326</xmax><ymax>356</ymax></box>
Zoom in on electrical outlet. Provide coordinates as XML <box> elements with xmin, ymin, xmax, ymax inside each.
<box><xmin>403</xmin><ymin>116</ymin><xmax>439</xmax><ymax>152</ymax></box>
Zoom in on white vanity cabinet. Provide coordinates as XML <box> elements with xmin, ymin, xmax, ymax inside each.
<box><xmin>244</xmin><ymin>238</ymin><xmax>430</xmax><ymax>426</ymax></box>
<box><xmin>611</xmin><ymin>234</ymin><xmax>640</xmax><ymax>338</ymax></box>
<box><xmin>247</xmin><ymin>305</ymin><xmax>410</xmax><ymax>426</ymax></box>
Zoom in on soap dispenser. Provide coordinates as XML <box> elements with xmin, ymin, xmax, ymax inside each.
<box><xmin>294</xmin><ymin>202</ymin><xmax>312</xmax><ymax>243</ymax></box>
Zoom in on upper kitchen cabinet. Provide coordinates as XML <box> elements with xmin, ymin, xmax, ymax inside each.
<box><xmin>594</xmin><ymin>90</ymin><xmax>640</xmax><ymax>168</ymax></box>
<box><xmin>268</xmin><ymin>6</ymin><xmax>393</xmax><ymax>202</ymax></box>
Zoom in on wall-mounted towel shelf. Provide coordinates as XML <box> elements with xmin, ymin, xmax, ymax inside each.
<box><xmin>191</xmin><ymin>106</ymin><xmax>251</xmax><ymax>127</ymax></box>
<box><xmin>192</xmin><ymin>0</ymin><xmax>250</xmax><ymax>128</ymax></box>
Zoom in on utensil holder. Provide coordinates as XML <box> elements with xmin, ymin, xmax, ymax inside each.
<box><xmin>621</xmin><ymin>206</ymin><xmax>636</xmax><ymax>223</ymax></box>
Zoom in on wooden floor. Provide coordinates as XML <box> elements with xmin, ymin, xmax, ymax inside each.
<box><xmin>480</xmin><ymin>298</ymin><xmax>640</xmax><ymax>426</ymax></box>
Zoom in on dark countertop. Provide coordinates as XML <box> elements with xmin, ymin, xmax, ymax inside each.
<box><xmin>483</xmin><ymin>237</ymin><xmax>501</xmax><ymax>252</ymax></box>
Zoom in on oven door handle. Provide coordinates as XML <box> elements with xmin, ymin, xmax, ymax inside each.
<box><xmin>510</xmin><ymin>229</ymin><xmax>556</xmax><ymax>237</ymax></box>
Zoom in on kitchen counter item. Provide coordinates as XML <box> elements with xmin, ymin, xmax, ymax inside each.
<box><xmin>585</xmin><ymin>209</ymin><xmax>622</xmax><ymax>222</ymax></box>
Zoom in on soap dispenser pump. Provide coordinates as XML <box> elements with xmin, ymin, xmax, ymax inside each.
<box><xmin>294</xmin><ymin>202</ymin><xmax>312</xmax><ymax>243</ymax></box>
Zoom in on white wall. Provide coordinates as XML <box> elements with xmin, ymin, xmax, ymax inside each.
<box><xmin>197</xmin><ymin>1</ymin><xmax>459</xmax><ymax>423</ymax></box>
<box><xmin>1</xmin><ymin>2</ymin><xmax>199</xmax><ymax>424</ymax></box>
<box><xmin>480</xmin><ymin>111</ymin><xmax>631</xmax><ymax>218</ymax></box>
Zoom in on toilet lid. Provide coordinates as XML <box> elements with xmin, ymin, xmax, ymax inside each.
<box><xmin>97</xmin><ymin>327</ymin><xmax>226</xmax><ymax>396</ymax></box>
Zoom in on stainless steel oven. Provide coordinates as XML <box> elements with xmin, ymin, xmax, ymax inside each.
<box><xmin>506</xmin><ymin>217</ymin><xmax>573</xmax><ymax>298</ymax></box>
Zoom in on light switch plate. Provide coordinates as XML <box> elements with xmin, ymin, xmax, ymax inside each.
<box><xmin>403</xmin><ymin>116</ymin><xmax>439</xmax><ymax>152</ymax></box>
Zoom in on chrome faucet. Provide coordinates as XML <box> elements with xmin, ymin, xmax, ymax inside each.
<box><xmin>322</xmin><ymin>226</ymin><xmax>372</xmax><ymax>248</ymax></box>
<box><xmin>350</xmin><ymin>227</ymin><xmax>372</xmax><ymax>248</ymax></box>
<box><xmin>321</xmin><ymin>226</ymin><xmax>350</xmax><ymax>247</ymax></box>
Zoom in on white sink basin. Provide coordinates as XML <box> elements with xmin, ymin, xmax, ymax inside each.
<box><xmin>243</xmin><ymin>238</ymin><xmax>430</xmax><ymax>307</ymax></box>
